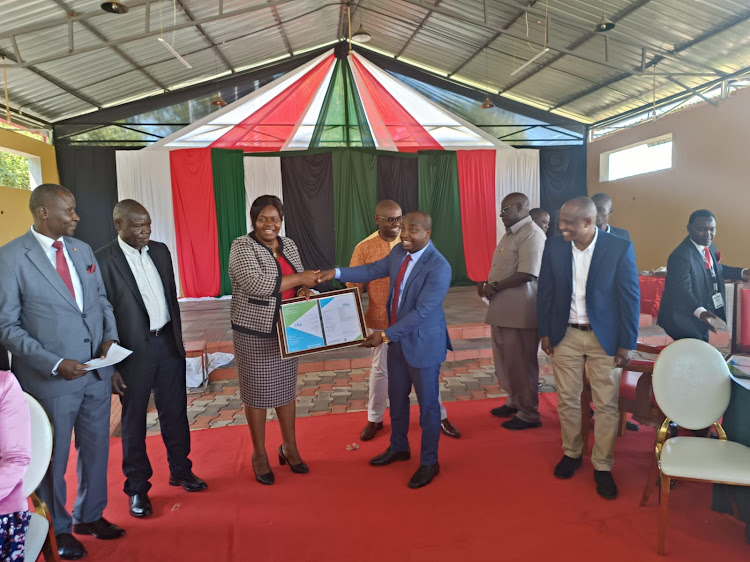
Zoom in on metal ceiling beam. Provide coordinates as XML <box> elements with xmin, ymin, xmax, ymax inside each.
<box><xmin>447</xmin><ymin>0</ymin><xmax>537</xmax><ymax>78</ymax></box>
<box><xmin>337</xmin><ymin>1</ymin><xmax>346</xmax><ymax>41</ymax></box>
<box><xmin>175</xmin><ymin>0</ymin><xmax>235</xmax><ymax>72</ymax></box>
<box><xmin>395</xmin><ymin>0</ymin><xmax>442</xmax><ymax>59</ymax></box>
<box><xmin>498</xmin><ymin>0</ymin><xmax>653</xmax><ymax>95</ymax></box>
<box><xmin>551</xmin><ymin>9</ymin><xmax>750</xmax><ymax>111</ymax></box>
<box><xmin>268</xmin><ymin>1</ymin><xmax>294</xmax><ymax>56</ymax></box>
<box><xmin>667</xmin><ymin>77</ymin><xmax>717</xmax><ymax>108</ymax></box>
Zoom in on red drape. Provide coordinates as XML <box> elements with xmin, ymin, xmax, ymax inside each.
<box><xmin>457</xmin><ymin>150</ymin><xmax>496</xmax><ymax>282</ymax></box>
<box><xmin>170</xmin><ymin>148</ymin><xmax>220</xmax><ymax>297</ymax></box>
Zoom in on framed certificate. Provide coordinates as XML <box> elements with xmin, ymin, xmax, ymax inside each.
<box><xmin>277</xmin><ymin>288</ymin><xmax>367</xmax><ymax>359</ymax></box>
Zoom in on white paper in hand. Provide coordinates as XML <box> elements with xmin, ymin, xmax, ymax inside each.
<box><xmin>84</xmin><ymin>343</ymin><xmax>133</xmax><ymax>371</ymax></box>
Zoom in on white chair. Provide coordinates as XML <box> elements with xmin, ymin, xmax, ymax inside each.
<box><xmin>22</xmin><ymin>392</ymin><xmax>60</xmax><ymax>562</ymax></box>
<box><xmin>646</xmin><ymin>338</ymin><xmax>750</xmax><ymax>555</ymax></box>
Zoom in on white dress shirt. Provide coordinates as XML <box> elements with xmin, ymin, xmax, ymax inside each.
<box><xmin>690</xmin><ymin>239</ymin><xmax>715</xmax><ymax>319</ymax></box>
<box><xmin>118</xmin><ymin>237</ymin><xmax>171</xmax><ymax>330</ymax></box>
<box><xmin>569</xmin><ymin>228</ymin><xmax>598</xmax><ymax>324</ymax></box>
<box><xmin>30</xmin><ymin>226</ymin><xmax>84</xmax><ymax>311</ymax></box>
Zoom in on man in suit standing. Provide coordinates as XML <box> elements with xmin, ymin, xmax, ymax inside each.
<box><xmin>480</xmin><ymin>193</ymin><xmax>546</xmax><ymax>430</ymax></box>
<box><xmin>591</xmin><ymin>193</ymin><xmax>630</xmax><ymax>240</ymax></box>
<box><xmin>320</xmin><ymin>212</ymin><xmax>451</xmax><ymax>489</ymax></box>
<box><xmin>96</xmin><ymin>200</ymin><xmax>206</xmax><ymax>519</ymax></box>
<box><xmin>0</xmin><ymin>184</ymin><xmax>125</xmax><ymax>560</ymax></box>
<box><xmin>658</xmin><ymin>209</ymin><xmax>748</xmax><ymax>342</ymax></box>
<box><xmin>538</xmin><ymin>197</ymin><xmax>640</xmax><ymax>500</ymax></box>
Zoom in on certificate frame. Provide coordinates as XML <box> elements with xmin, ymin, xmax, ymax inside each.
<box><xmin>277</xmin><ymin>287</ymin><xmax>368</xmax><ymax>359</ymax></box>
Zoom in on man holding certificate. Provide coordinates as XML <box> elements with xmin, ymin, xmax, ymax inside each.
<box><xmin>319</xmin><ymin>212</ymin><xmax>452</xmax><ymax>489</ymax></box>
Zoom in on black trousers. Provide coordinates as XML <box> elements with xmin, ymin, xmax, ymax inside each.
<box><xmin>120</xmin><ymin>330</ymin><xmax>192</xmax><ymax>495</ymax></box>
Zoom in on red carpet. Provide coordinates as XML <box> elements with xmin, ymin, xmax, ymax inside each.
<box><xmin>65</xmin><ymin>395</ymin><xmax>748</xmax><ymax>561</ymax></box>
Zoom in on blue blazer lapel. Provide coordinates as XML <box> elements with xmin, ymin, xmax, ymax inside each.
<box><xmin>23</xmin><ymin>231</ymin><xmax>79</xmax><ymax>312</ymax></box>
<box><xmin>586</xmin><ymin>235</ymin><xmax>607</xmax><ymax>290</ymax></box>
<box><xmin>402</xmin><ymin>244</ymin><xmax>434</xmax><ymax>299</ymax></box>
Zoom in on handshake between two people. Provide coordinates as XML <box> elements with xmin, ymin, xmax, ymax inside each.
<box><xmin>297</xmin><ymin>269</ymin><xmax>337</xmax><ymax>288</ymax></box>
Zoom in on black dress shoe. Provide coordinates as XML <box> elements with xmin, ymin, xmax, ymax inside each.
<box><xmin>501</xmin><ymin>416</ymin><xmax>542</xmax><ymax>430</ymax></box>
<box><xmin>360</xmin><ymin>421</ymin><xmax>384</xmax><ymax>441</ymax></box>
<box><xmin>72</xmin><ymin>517</ymin><xmax>125</xmax><ymax>540</ymax></box>
<box><xmin>252</xmin><ymin>457</ymin><xmax>274</xmax><ymax>485</ymax></box>
<box><xmin>169</xmin><ymin>471</ymin><xmax>208</xmax><ymax>492</ymax></box>
<box><xmin>594</xmin><ymin>470</ymin><xmax>618</xmax><ymax>499</ymax></box>
<box><xmin>408</xmin><ymin>464</ymin><xmax>440</xmax><ymax>489</ymax></box>
<box><xmin>440</xmin><ymin>418</ymin><xmax>461</xmax><ymax>438</ymax></box>
<box><xmin>490</xmin><ymin>404</ymin><xmax>518</xmax><ymax>418</ymax></box>
<box><xmin>553</xmin><ymin>455</ymin><xmax>582</xmax><ymax>479</ymax></box>
<box><xmin>129</xmin><ymin>493</ymin><xmax>153</xmax><ymax>518</ymax></box>
<box><xmin>625</xmin><ymin>421</ymin><xmax>639</xmax><ymax>431</ymax></box>
<box><xmin>278</xmin><ymin>445</ymin><xmax>309</xmax><ymax>474</ymax></box>
<box><xmin>56</xmin><ymin>533</ymin><xmax>87</xmax><ymax>560</ymax></box>
<box><xmin>369</xmin><ymin>447</ymin><xmax>411</xmax><ymax>466</ymax></box>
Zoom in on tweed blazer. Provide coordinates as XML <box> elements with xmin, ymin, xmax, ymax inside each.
<box><xmin>229</xmin><ymin>234</ymin><xmax>304</xmax><ymax>337</ymax></box>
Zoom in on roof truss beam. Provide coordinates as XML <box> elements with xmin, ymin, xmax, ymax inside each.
<box><xmin>395</xmin><ymin>0</ymin><xmax>442</xmax><ymax>59</ymax></box>
<box><xmin>268</xmin><ymin>1</ymin><xmax>294</xmax><ymax>56</ymax></box>
<box><xmin>175</xmin><ymin>0</ymin><xmax>235</xmax><ymax>73</ymax></box>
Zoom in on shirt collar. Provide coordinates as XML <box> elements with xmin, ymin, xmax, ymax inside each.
<box><xmin>605</xmin><ymin>224</ymin><xmax>611</xmax><ymax>233</ymax></box>
<box><xmin>30</xmin><ymin>226</ymin><xmax>61</xmax><ymax>252</ymax></box>
<box><xmin>509</xmin><ymin>215</ymin><xmax>532</xmax><ymax>234</ymax></box>
<box><xmin>572</xmin><ymin>226</ymin><xmax>598</xmax><ymax>254</ymax></box>
<box><xmin>406</xmin><ymin>240</ymin><xmax>431</xmax><ymax>264</ymax></box>
<box><xmin>118</xmin><ymin>236</ymin><xmax>149</xmax><ymax>256</ymax></box>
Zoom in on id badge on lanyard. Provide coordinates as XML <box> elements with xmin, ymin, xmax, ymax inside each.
<box><xmin>706</xmin><ymin>258</ymin><xmax>724</xmax><ymax>309</ymax></box>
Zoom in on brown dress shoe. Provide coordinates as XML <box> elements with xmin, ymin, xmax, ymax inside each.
<box><xmin>360</xmin><ymin>421</ymin><xmax>383</xmax><ymax>441</ymax></box>
<box><xmin>440</xmin><ymin>418</ymin><xmax>461</xmax><ymax>438</ymax></box>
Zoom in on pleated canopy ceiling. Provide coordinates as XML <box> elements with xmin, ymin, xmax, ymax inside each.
<box><xmin>150</xmin><ymin>49</ymin><xmax>508</xmax><ymax>153</ymax></box>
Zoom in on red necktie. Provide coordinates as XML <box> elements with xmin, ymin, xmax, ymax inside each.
<box><xmin>390</xmin><ymin>255</ymin><xmax>412</xmax><ymax>325</ymax></box>
<box><xmin>52</xmin><ymin>240</ymin><xmax>76</xmax><ymax>300</ymax></box>
<box><xmin>703</xmin><ymin>246</ymin><xmax>712</xmax><ymax>270</ymax></box>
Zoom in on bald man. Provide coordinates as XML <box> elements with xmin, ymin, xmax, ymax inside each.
<box><xmin>537</xmin><ymin>196</ymin><xmax>639</xmax><ymax>500</ymax></box>
<box><xmin>481</xmin><ymin>193</ymin><xmax>546</xmax><ymax>430</ymax></box>
<box><xmin>591</xmin><ymin>193</ymin><xmax>630</xmax><ymax>240</ymax></box>
<box><xmin>96</xmin><ymin>200</ymin><xmax>206</xmax><ymax>520</ymax></box>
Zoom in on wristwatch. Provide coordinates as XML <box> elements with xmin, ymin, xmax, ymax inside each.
<box><xmin>380</xmin><ymin>331</ymin><xmax>390</xmax><ymax>344</ymax></box>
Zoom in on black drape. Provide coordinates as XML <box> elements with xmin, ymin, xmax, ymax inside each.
<box><xmin>376</xmin><ymin>154</ymin><xmax>418</xmax><ymax>213</ymax></box>
<box><xmin>281</xmin><ymin>153</ymin><xmax>335</xmax><ymax>271</ymax></box>
<box><xmin>539</xmin><ymin>146</ymin><xmax>588</xmax><ymax>234</ymax></box>
<box><xmin>56</xmin><ymin>146</ymin><xmax>136</xmax><ymax>251</ymax></box>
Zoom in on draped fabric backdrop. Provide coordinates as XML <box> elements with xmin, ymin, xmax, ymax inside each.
<box><xmin>538</xmin><ymin>146</ymin><xmax>587</xmax><ymax>234</ymax></box>
<box><xmin>332</xmin><ymin>150</ymin><xmax>378</xmax><ymax>266</ymax></box>
<box><xmin>57</xmin><ymin>146</ymin><xmax>121</xmax><ymax>252</ymax></box>
<box><xmin>115</xmin><ymin>150</ymin><xmax>181</xmax><ymax>296</ymax></box>
<box><xmin>211</xmin><ymin>149</ymin><xmax>247</xmax><ymax>296</ymax></box>
<box><xmin>417</xmin><ymin>151</ymin><xmax>468</xmax><ymax>284</ymax></box>
<box><xmin>495</xmin><ymin>149</ymin><xmax>540</xmax><ymax>243</ymax></box>
<box><xmin>456</xmin><ymin>150</ymin><xmax>497</xmax><ymax>282</ymax></box>
<box><xmin>376</xmin><ymin>153</ymin><xmax>418</xmax><ymax>213</ymax></box>
<box><xmin>280</xmin><ymin>153</ymin><xmax>335</xmax><ymax>271</ymax></box>
<box><xmin>170</xmin><ymin>149</ymin><xmax>220</xmax><ymax>298</ymax></box>
<box><xmin>242</xmin><ymin>156</ymin><xmax>284</xmax><ymax>236</ymax></box>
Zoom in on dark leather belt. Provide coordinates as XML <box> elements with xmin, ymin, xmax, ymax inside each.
<box><xmin>150</xmin><ymin>323</ymin><xmax>171</xmax><ymax>336</ymax></box>
<box><xmin>568</xmin><ymin>323</ymin><xmax>592</xmax><ymax>331</ymax></box>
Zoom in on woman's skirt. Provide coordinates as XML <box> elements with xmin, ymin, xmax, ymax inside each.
<box><xmin>233</xmin><ymin>330</ymin><xmax>298</xmax><ymax>408</ymax></box>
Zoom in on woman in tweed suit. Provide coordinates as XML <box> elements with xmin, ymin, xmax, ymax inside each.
<box><xmin>229</xmin><ymin>195</ymin><xmax>320</xmax><ymax>485</ymax></box>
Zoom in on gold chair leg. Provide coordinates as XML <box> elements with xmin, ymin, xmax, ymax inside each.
<box><xmin>31</xmin><ymin>492</ymin><xmax>61</xmax><ymax>562</ymax></box>
<box><xmin>641</xmin><ymin>446</ymin><xmax>659</xmax><ymax>507</ymax></box>
<box><xmin>658</xmin><ymin>473</ymin><xmax>671</xmax><ymax>555</ymax></box>
<box><xmin>618</xmin><ymin>411</ymin><xmax>627</xmax><ymax>437</ymax></box>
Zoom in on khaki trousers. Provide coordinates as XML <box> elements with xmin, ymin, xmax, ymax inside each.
<box><xmin>490</xmin><ymin>326</ymin><xmax>540</xmax><ymax>423</ymax></box>
<box><xmin>551</xmin><ymin>327</ymin><xmax>621</xmax><ymax>471</ymax></box>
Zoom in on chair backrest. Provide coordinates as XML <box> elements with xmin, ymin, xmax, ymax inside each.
<box><xmin>651</xmin><ymin>338</ymin><xmax>731</xmax><ymax>430</ymax></box>
<box><xmin>22</xmin><ymin>392</ymin><xmax>54</xmax><ymax>497</ymax></box>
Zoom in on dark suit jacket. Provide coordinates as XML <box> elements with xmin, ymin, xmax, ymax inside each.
<box><xmin>95</xmin><ymin>239</ymin><xmax>185</xmax><ymax>374</ymax></box>
<box><xmin>609</xmin><ymin>225</ymin><xmax>630</xmax><ymax>240</ymax></box>
<box><xmin>339</xmin><ymin>242</ymin><xmax>452</xmax><ymax>368</ymax></box>
<box><xmin>657</xmin><ymin>237</ymin><xmax>744</xmax><ymax>341</ymax></box>
<box><xmin>537</xmin><ymin>231</ymin><xmax>640</xmax><ymax>357</ymax></box>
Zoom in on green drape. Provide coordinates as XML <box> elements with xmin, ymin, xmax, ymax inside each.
<box><xmin>417</xmin><ymin>151</ymin><xmax>468</xmax><ymax>284</ymax></box>
<box><xmin>332</xmin><ymin>150</ymin><xmax>378</xmax><ymax>266</ymax></box>
<box><xmin>211</xmin><ymin>148</ymin><xmax>247</xmax><ymax>296</ymax></box>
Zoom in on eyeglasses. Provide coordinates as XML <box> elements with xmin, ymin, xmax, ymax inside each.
<box><xmin>499</xmin><ymin>205</ymin><xmax>512</xmax><ymax>215</ymax></box>
<box><xmin>377</xmin><ymin>215</ymin><xmax>403</xmax><ymax>225</ymax></box>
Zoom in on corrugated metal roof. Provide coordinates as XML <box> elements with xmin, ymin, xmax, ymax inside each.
<box><xmin>0</xmin><ymin>0</ymin><xmax>747</xmax><ymax>126</ymax></box>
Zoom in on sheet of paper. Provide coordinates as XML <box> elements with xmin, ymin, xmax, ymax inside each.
<box><xmin>319</xmin><ymin>292</ymin><xmax>364</xmax><ymax>345</ymax></box>
<box><xmin>728</xmin><ymin>360</ymin><xmax>750</xmax><ymax>390</ymax></box>
<box><xmin>282</xmin><ymin>300</ymin><xmax>325</xmax><ymax>353</ymax></box>
<box><xmin>84</xmin><ymin>343</ymin><xmax>133</xmax><ymax>371</ymax></box>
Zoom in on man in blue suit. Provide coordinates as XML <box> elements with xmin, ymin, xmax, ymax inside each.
<box><xmin>320</xmin><ymin>212</ymin><xmax>452</xmax><ymax>489</ymax></box>
<box><xmin>538</xmin><ymin>197</ymin><xmax>640</xmax><ymax>500</ymax></box>
<box><xmin>592</xmin><ymin>193</ymin><xmax>630</xmax><ymax>240</ymax></box>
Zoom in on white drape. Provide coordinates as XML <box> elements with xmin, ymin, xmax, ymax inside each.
<box><xmin>495</xmin><ymin>149</ymin><xmax>540</xmax><ymax>243</ymax></box>
<box><xmin>243</xmin><ymin>156</ymin><xmax>284</xmax><ymax>236</ymax></box>
<box><xmin>115</xmin><ymin>150</ymin><xmax>181</xmax><ymax>297</ymax></box>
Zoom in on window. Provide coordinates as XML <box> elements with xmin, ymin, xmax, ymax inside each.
<box><xmin>600</xmin><ymin>134</ymin><xmax>672</xmax><ymax>182</ymax></box>
<box><xmin>0</xmin><ymin>147</ymin><xmax>42</xmax><ymax>190</ymax></box>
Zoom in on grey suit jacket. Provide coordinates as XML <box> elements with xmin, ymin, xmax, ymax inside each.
<box><xmin>0</xmin><ymin>229</ymin><xmax>118</xmax><ymax>399</ymax></box>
